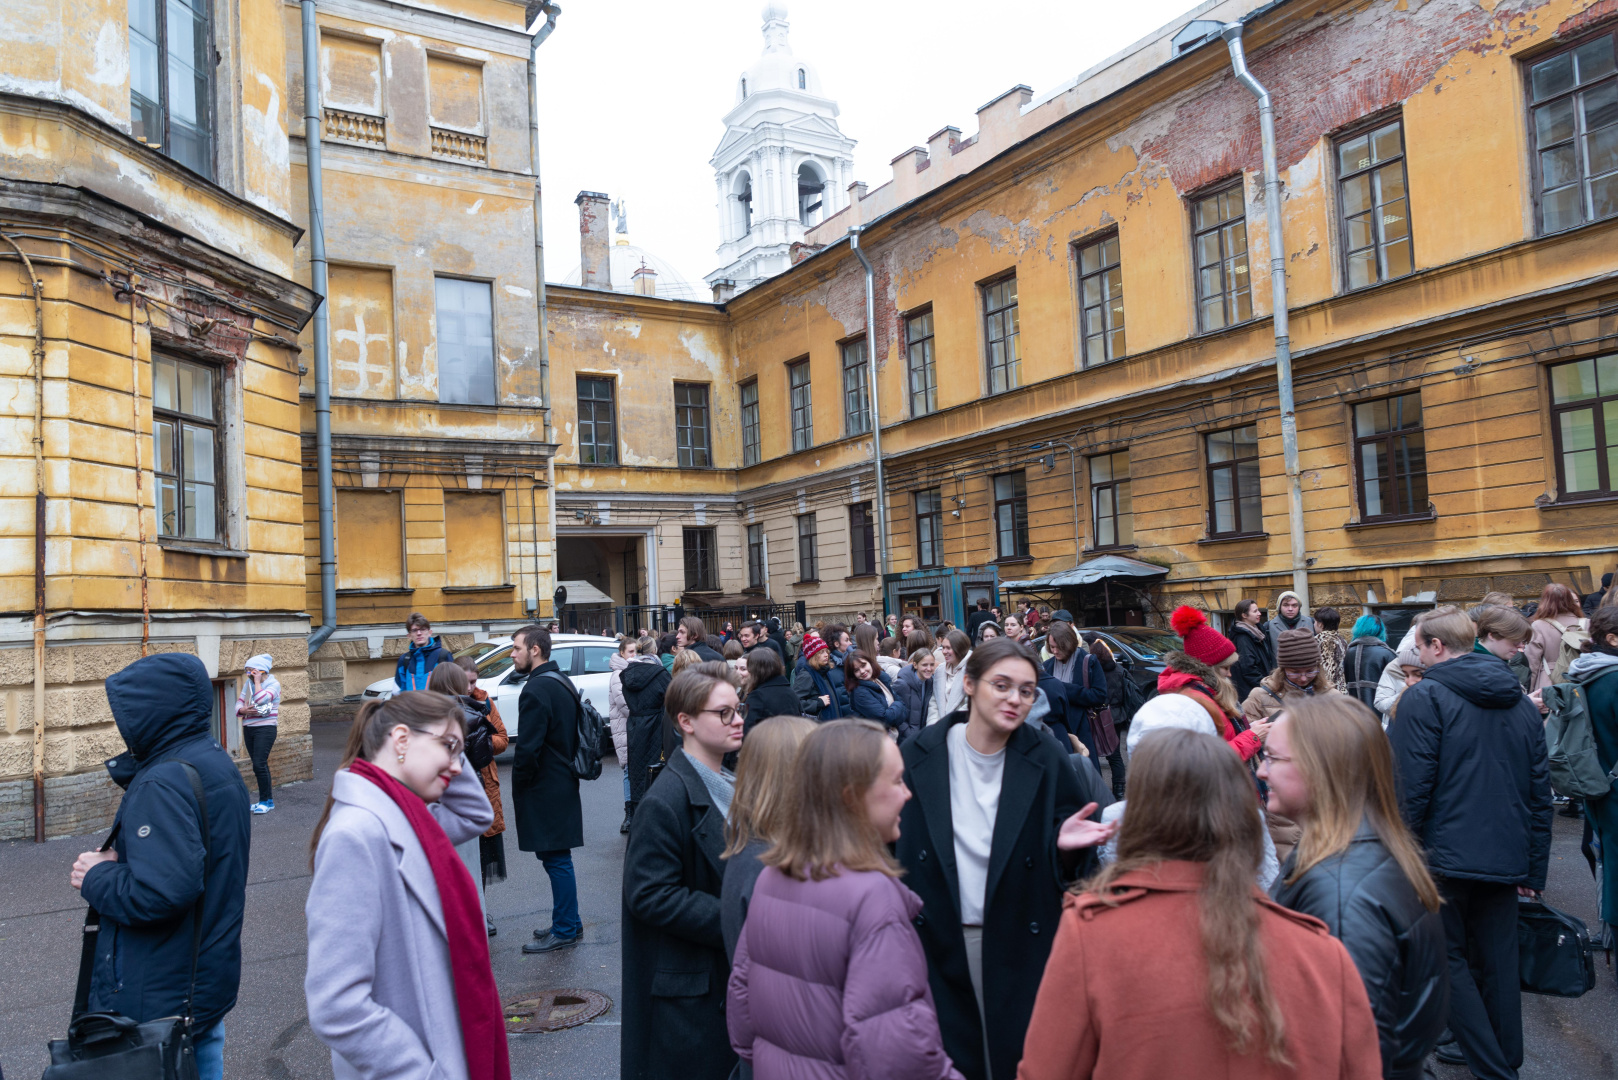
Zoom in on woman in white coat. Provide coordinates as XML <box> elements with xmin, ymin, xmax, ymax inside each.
<box><xmin>305</xmin><ymin>690</ymin><xmax>506</xmax><ymax>1080</ymax></box>
<box><xmin>930</xmin><ymin>629</ymin><xmax>973</xmax><ymax>722</ymax></box>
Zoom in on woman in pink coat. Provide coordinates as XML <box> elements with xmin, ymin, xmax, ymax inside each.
<box><xmin>727</xmin><ymin>720</ymin><xmax>964</xmax><ymax>1080</ymax></box>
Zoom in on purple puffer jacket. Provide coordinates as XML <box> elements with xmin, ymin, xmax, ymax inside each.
<box><xmin>727</xmin><ymin>864</ymin><xmax>963</xmax><ymax>1080</ymax></box>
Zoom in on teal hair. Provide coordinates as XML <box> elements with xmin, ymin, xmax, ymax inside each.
<box><xmin>1351</xmin><ymin>614</ymin><xmax>1385</xmax><ymax>642</ymax></box>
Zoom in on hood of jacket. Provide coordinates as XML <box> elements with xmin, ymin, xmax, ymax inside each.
<box><xmin>620</xmin><ymin>657</ymin><xmax>668</xmax><ymax>693</ymax></box>
<box><xmin>609</xmin><ymin>651</ymin><xmax>630</xmax><ymax>673</ymax></box>
<box><xmin>105</xmin><ymin>652</ymin><xmax>214</xmax><ymax>762</ymax></box>
<box><xmin>1568</xmin><ymin>650</ymin><xmax>1618</xmax><ymax>683</ymax></box>
<box><xmin>1161</xmin><ymin>650</ymin><xmax>1221</xmax><ymax>685</ymax></box>
<box><xmin>405</xmin><ymin>635</ymin><xmax>445</xmax><ymax>655</ymax></box>
<box><xmin>1421</xmin><ymin>651</ymin><xmax>1527</xmax><ymax>708</ymax></box>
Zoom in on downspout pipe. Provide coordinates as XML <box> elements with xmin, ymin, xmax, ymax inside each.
<box><xmin>1222</xmin><ymin>22</ymin><xmax>1309</xmax><ymax>608</ymax></box>
<box><xmin>849</xmin><ymin>228</ymin><xmax>891</xmax><ymax>586</ymax></box>
<box><xmin>527</xmin><ymin>1</ymin><xmax>559</xmax><ymax>618</ymax></box>
<box><xmin>303</xmin><ymin>0</ymin><xmax>337</xmax><ymax>654</ymax></box>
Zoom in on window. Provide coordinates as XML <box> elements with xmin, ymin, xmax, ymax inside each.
<box><xmin>797</xmin><ymin>513</ymin><xmax>818</xmax><ymax>581</ymax></box>
<box><xmin>842</xmin><ymin>338</ymin><xmax>870</xmax><ymax>436</ymax></box>
<box><xmin>434</xmin><ymin>278</ymin><xmax>495</xmax><ymax>405</ymax></box>
<box><xmin>576</xmin><ymin>376</ymin><xmax>616</xmax><ymax>464</ymax></box>
<box><xmin>1193</xmin><ymin>184</ymin><xmax>1252</xmax><ymax>332</ymax></box>
<box><xmin>740</xmin><ymin>380</ymin><xmax>761</xmax><ymax>465</ymax></box>
<box><xmin>444</xmin><ymin>491</ymin><xmax>505</xmax><ymax>586</ymax></box>
<box><xmin>799</xmin><ymin>164</ymin><xmax>825</xmax><ymax>226</ymax></box>
<box><xmin>1354</xmin><ymin>393</ymin><xmax>1428</xmax><ymax>519</ymax></box>
<box><xmin>683</xmin><ymin>527</ymin><xmax>718</xmax><ymax>591</ymax></box>
<box><xmin>747</xmin><ymin>523</ymin><xmax>765</xmax><ymax>588</ymax></box>
<box><xmin>915</xmin><ymin>488</ymin><xmax>944</xmax><ymax>569</ymax></box>
<box><xmin>129</xmin><ymin>0</ymin><xmax>213</xmax><ymax>177</ymax></box>
<box><xmin>1549</xmin><ymin>354</ymin><xmax>1618</xmax><ymax>498</ymax></box>
<box><xmin>152</xmin><ymin>354</ymin><xmax>220</xmax><ymax>541</ymax></box>
<box><xmin>335</xmin><ymin>489</ymin><xmax>403</xmax><ymax>589</ymax></box>
<box><xmin>993</xmin><ymin>472</ymin><xmax>1029</xmax><ymax>559</ymax></box>
<box><xmin>798</xmin><ymin>69</ymin><xmax>806</xmax><ymax>89</ymax></box>
<box><xmin>1337</xmin><ymin>119</ymin><xmax>1412</xmax><ymax>288</ymax></box>
<box><xmin>1205</xmin><ymin>425</ymin><xmax>1262</xmax><ymax>537</ymax></box>
<box><xmin>579</xmin><ymin>647</ymin><xmax>617</xmax><ymax>674</ymax></box>
<box><xmin>789</xmin><ymin>358</ymin><xmax>813</xmax><ymax>451</ymax></box>
<box><xmin>1529</xmin><ymin>32</ymin><xmax>1618</xmax><ymax>233</ymax></box>
<box><xmin>850</xmin><ymin>502</ymin><xmax>875</xmax><ymax>576</ymax></box>
<box><xmin>675</xmin><ymin>383</ymin><xmax>711</xmax><ymax>467</ymax></box>
<box><xmin>906</xmin><ymin>310</ymin><xmax>937</xmax><ymax>416</ymax></box>
<box><xmin>1077</xmin><ymin>233</ymin><xmax>1126</xmax><ymax>364</ymax></box>
<box><xmin>1089</xmin><ymin>451</ymin><xmax>1133</xmax><ymax>548</ymax></box>
<box><xmin>983</xmin><ymin>276</ymin><xmax>1021</xmax><ymax>393</ymax></box>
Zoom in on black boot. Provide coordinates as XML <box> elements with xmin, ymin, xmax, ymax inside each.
<box><xmin>620</xmin><ymin>801</ymin><xmax>634</xmax><ymax>834</ymax></box>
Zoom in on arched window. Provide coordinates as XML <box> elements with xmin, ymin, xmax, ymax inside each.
<box><xmin>798</xmin><ymin>69</ymin><xmax>806</xmax><ymax>89</ymax></box>
<box><xmin>798</xmin><ymin>162</ymin><xmax>825</xmax><ymax>227</ymax></box>
<box><xmin>735</xmin><ymin>173</ymin><xmax>754</xmax><ymax>237</ymax></box>
<box><xmin>740</xmin><ymin>77</ymin><xmax>747</xmax><ymax>98</ymax></box>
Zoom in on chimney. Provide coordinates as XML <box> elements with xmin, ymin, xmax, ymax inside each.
<box><xmin>632</xmin><ymin>261</ymin><xmax>657</xmax><ymax>296</ymax></box>
<box><xmin>711</xmin><ymin>279</ymin><xmax>737</xmax><ymax>303</ymax></box>
<box><xmin>575</xmin><ymin>190</ymin><xmax>611</xmax><ymax>289</ymax></box>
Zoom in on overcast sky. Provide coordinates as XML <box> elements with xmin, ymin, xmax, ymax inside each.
<box><xmin>534</xmin><ymin>0</ymin><xmax>1202</xmax><ymax>291</ymax></box>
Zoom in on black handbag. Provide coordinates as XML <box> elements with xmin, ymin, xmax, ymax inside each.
<box><xmin>1518</xmin><ymin>898</ymin><xmax>1598</xmax><ymax>997</ymax></box>
<box><xmin>45</xmin><ymin>761</ymin><xmax>210</xmax><ymax>1080</ymax></box>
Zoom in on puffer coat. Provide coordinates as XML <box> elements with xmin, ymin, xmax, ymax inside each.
<box><xmin>728</xmin><ymin>865</ymin><xmax>964</xmax><ymax>1080</ymax></box>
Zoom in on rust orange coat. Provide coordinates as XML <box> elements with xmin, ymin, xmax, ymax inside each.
<box><xmin>470</xmin><ymin>687</ymin><xmax>508</xmax><ymax>837</ymax></box>
<box><xmin>1017</xmin><ymin>860</ymin><xmax>1381</xmax><ymax>1080</ymax></box>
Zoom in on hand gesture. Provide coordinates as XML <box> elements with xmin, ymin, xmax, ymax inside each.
<box><xmin>71</xmin><ymin>849</ymin><xmax>118</xmax><ymax>890</ymax></box>
<box><xmin>1057</xmin><ymin>803</ymin><xmax>1118</xmax><ymax>851</ymax></box>
<box><xmin>1248</xmin><ymin>718</ymin><xmax>1272</xmax><ymax>743</ymax></box>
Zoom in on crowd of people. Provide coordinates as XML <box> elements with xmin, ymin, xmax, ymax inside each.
<box><xmin>55</xmin><ymin>577</ymin><xmax>1618</xmax><ymax>1080</ymax></box>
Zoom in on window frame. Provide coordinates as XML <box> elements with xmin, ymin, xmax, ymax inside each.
<box><xmin>682</xmin><ymin>526</ymin><xmax>718</xmax><ymax>592</ymax></box>
<box><xmin>576</xmin><ymin>375</ymin><xmax>617</xmax><ymax>465</ymax></box>
<box><xmin>992</xmin><ymin>471</ymin><xmax>1030</xmax><ymax>560</ymax></box>
<box><xmin>1191</xmin><ymin>181</ymin><xmax>1253</xmax><ymax>333</ymax></box>
<box><xmin>152</xmin><ymin>352</ymin><xmax>224</xmax><ymax>543</ymax></box>
<box><xmin>1334</xmin><ymin>115</ymin><xmax>1415</xmax><ymax>290</ymax></box>
<box><xmin>1548</xmin><ymin>354</ymin><xmax>1618</xmax><ymax>500</ymax></box>
<box><xmin>1204</xmin><ymin>424</ymin><xmax>1264</xmax><ymax>539</ymax></box>
<box><xmin>128</xmin><ymin>0</ymin><xmax>215</xmax><ymax>178</ymax></box>
<box><xmin>433</xmin><ymin>276</ymin><xmax>497</xmax><ymax>406</ymax></box>
<box><xmin>905</xmin><ymin>308</ymin><xmax>937</xmax><ymax>417</ymax></box>
<box><xmin>1525</xmin><ymin>29</ymin><xmax>1618</xmax><ymax>235</ymax></box>
<box><xmin>915</xmin><ymin>487</ymin><xmax>944</xmax><ymax>569</ymax></box>
<box><xmin>982</xmin><ymin>274</ymin><xmax>1021</xmax><ymax>394</ymax></box>
<box><xmin>849</xmin><ymin>502</ymin><xmax>875</xmax><ymax>577</ymax></box>
<box><xmin>796</xmin><ymin>512</ymin><xmax>819</xmax><ymax>582</ymax></box>
<box><xmin>1352</xmin><ymin>392</ymin><xmax>1431</xmax><ymax>521</ymax></box>
<box><xmin>788</xmin><ymin>358</ymin><xmax>813</xmax><ymax>452</ymax></box>
<box><xmin>1088</xmin><ymin>450</ymin><xmax>1133</xmax><ymax>550</ymax></box>
<box><xmin>1076</xmin><ymin>232</ymin><xmax>1126</xmax><ymax>366</ymax></box>
<box><xmin>746</xmin><ymin>523</ymin><xmax>766</xmax><ymax>589</ymax></box>
<box><xmin>841</xmin><ymin>337</ymin><xmax>871</xmax><ymax>437</ymax></box>
<box><xmin>674</xmin><ymin>382</ymin><xmax>712</xmax><ymax>468</ymax></box>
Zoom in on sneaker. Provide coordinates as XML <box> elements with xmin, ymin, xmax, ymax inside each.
<box><xmin>523</xmin><ymin>931</ymin><xmax>581</xmax><ymax>954</ymax></box>
<box><xmin>251</xmin><ymin>802</ymin><xmax>270</xmax><ymax>815</ymax></box>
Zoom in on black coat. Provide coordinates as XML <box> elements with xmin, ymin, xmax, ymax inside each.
<box><xmin>623</xmin><ymin>659</ymin><xmax>672</xmax><ymax>803</ymax></box>
<box><xmin>82</xmin><ymin>653</ymin><xmax>252</xmax><ymax>1031</ymax></box>
<box><xmin>1231</xmin><ymin>622</ymin><xmax>1273</xmax><ymax>700</ymax></box>
<box><xmin>1345</xmin><ymin>636</ymin><xmax>1397</xmax><ymax>711</ymax></box>
<box><xmin>745</xmin><ymin>638</ymin><xmax>788</xmax><ymax>665</ymax></box>
<box><xmin>511</xmin><ymin>660</ymin><xmax>584</xmax><ymax>852</ymax></box>
<box><xmin>1270</xmin><ymin>822</ymin><xmax>1448</xmax><ymax>1078</ymax></box>
<box><xmin>621</xmin><ymin>750</ymin><xmax>736</xmax><ymax>1080</ymax></box>
<box><xmin>720</xmin><ymin>837</ymin><xmax>768</xmax><ymax>964</ymax></box>
<box><xmin>893</xmin><ymin>666</ymin><xmax>933</xmax><ymax>744</ymax></box>
<box><xmin>1041</xmin><ymin>654</ymin><xmax>1106</xmax><ymax>760</ymax></box>
<box><xmin>1388</xmin><ymin>652</ymin><xmax>1553</xmax><ymax>889</ymax></box>
<box><xmin>690</xmin><ymin>642</ymin><xmax>726</xmax><ymax>663</ymax></box>
<box><xmin>742</xmin><ymin>674</ymin><xmax>802</xmax><ymax>733</ymax></box>
<box><xmin>894</xmin><ymin>711</ymin><xmax>1092</xmax><ymax>1080</ymax></box>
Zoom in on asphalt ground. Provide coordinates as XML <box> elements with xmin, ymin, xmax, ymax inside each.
<box><xmin>0</xmin><ymin>719</ymin><xmax>1612</xmax><ymax>1079</ymax></box>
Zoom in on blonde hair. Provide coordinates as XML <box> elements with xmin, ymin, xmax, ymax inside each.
<box><xmin>671</xmin><ymin>648</ymin><xmax>705</xmax><ymax>676</ymax></box>
<box><xmin>763</xmin><ymin>720</ymin><xmax>902</xmax><ymax>881</ymax></box>
<box><xmin>1414</xmin><ymin>605</ymin><xmax>1474</xmax><ymax>654</ymax></box>
<box><xmin>724</xmin><ymin>716</ymin><xmax>816</xmax><ymax>858</ymax></box>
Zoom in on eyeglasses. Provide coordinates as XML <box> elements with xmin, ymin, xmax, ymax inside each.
<box><xmin>1263</xmin><ymin>753</ymin><xmax>1293</xmax><ymax>764</ymax></box>
<box><xmin>1287</xmin><ymin>670</ymin><xmax>1320</xmax><ymax>680</ymax></box>
<box><xmin>985</xmin><ymin>677</ymin><xmax>1037</xmax><ymax>703</ymax></box>
<box><xmin>437</xmin><ymin>735</ymin><xmax>464</xmax><ymax>757</ymax></box>
<box><xmin>697</xmin><ymin>704</ymin><xmax>749</xmax><ymax>724</ymax></box>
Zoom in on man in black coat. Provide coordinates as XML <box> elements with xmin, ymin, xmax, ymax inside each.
<box><xmin>510</xmin><ymin>625</ymin><xmax>586</xmax><ymax>953</ymax></box>
<box><xmin>965</xmin><ymin>598</ymin><xmax>994</xmax><ymax>642</ymax></box>
<box><xmin>737</xmin><ymin>621</ymin><xmax>786</xmax><ymax>664</ymax></box>
<box><xmin>72</xmin><ymin>652</ymin><xmax>251</xmax><ymax>1080</ymax></box>
<box><xmin>1389</xmin><ymin>607</ymin><xmax>1552</xmax><ymax>1080</ymax></box>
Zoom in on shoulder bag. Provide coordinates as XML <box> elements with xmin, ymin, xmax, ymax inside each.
<box><xmin>44</xmin><ymin>761</ymin><xmax>210</xmax><ymax>1080</ymax></box>
<box><xmin>1081</xmin><ymin>654</ymin><xmax>1120</xmax><ymax>757</ymax></box>
<box><xmin>1518</xmin><ymin>898</ymin><xmax>1598</xmax><ymax>997</ymax></box>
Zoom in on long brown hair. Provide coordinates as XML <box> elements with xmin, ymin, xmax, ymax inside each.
<box><xmin>1081</xmin><ymin>729</ymin><xmax>1289</xmax><ymax>1065</ymax></box>
<box><xmin>741</xmin><ymin>642</ymin><xmax>784</xmax><ymax>696</ymax></box>
<box><xmin>309</xmin><ymin>691</ymin><xmax>466</xmax><ymax>868</ymax></box>
<box><xmin>426</xmin><ymin>660</ymin><xmax>469</xmax><ymax>696</ymax></box>
<box><xmin>1281</xmin><ymin>696</ymin><xmax>1441</xmax><ymax>910</ymax></box>
<box><xmin>724</xmin><ymin>715</ymin><xmax>816</xmax><ymax>858</ymax></box>
<box><xmin>1532</xmin><ymin>582</ymin><xmax>1582</xmax><ymax>623</ymax></box>
<box><xmin>763</xmin><ymin>720</ymin><xmax>902</xmax><ymax>881</ymax></box>
<box><xmin>1260</xmin><ymin>665</ymin><xmax>1334</xmax><ymax>698</ymax></box>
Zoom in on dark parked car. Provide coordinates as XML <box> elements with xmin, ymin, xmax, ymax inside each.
<box><xmin>1029</xmin><ymin>626</ymin><xmax>1177</xmax><ymax>721</ymax></box>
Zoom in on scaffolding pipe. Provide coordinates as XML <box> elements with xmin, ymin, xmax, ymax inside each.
<box><xmin>303</xmin><ymin>0</ymin><xmax>338</xmax><ymax>653</ymax></box>
<box><xmin>1223</xmin><ymin>22</ymin><xmax>1309</xmax><ymax>608</ymax></box>
<box><xmin>849</xmin><ymin>229</ymin><xmax>891</xmax><ymax>584</ymax></box>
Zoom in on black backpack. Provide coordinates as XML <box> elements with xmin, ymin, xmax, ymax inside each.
<box><xmin>539</xmin><ymin>670</ymin><xmax>606</xmax><ymax>781</ymax></box>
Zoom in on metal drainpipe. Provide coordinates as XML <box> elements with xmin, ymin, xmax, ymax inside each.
<box><xmin>1222</xmin><ymin>22</ymin><xmax>1309</xmax><ymax>608</ymax></box>
<box><xmin>849</xmin><ymin>229</ymin><xmax>891</xmax><ymax>591</ymax></box>
<box><xmin>303</xmin><ymin>0</ymin><xmax>337</xmax><ymax>653</ymax></box>
<box><xmin>527</xmin><ymin>2</ymin><xmax>560</xmax><ymax>619</ymax></box>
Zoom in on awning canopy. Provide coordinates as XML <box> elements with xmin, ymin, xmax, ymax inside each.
<box><xmin>1000</xmin><ymin>554</ymin><xmax>1168</xmax><ymax>592</ymax></box>
<box><xmin>556</xmin><ymin>579</ymin><xmax>616</xmax><ymax>606</ymax></box>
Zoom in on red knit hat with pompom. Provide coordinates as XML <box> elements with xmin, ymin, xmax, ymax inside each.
<box><xmin>1170</xmin><ymin>605</ymin><xmax>1236</xmax><ymax>666</ymax></box>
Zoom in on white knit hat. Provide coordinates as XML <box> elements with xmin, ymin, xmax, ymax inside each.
<box><xmin>245</xmin><ymin>654</ymin><xmax>273</xmax><ymax>673</ymax></box>
<box><xmin>1126</xmin><ymin>692</ymin><xmax>1217</xmax><ymax>756</ymax></box>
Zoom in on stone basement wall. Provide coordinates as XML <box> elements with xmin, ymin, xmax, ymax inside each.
<box><xmin>0</xmin><ymin>636</ymin><xmax>312</xmax><ymax>840</ymax></box>
<box><xmin>307</xmin><ymin>632</ymin><xmax>478</xmax><ymax>705</ymax></box>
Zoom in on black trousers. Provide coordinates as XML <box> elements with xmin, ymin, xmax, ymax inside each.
<box><xmin>242</xmin><ymin>724</ymin><xmax>277</xmax><ymax>803</ymax></box>
<box><xmin>1437</xmin><ymin>876</ymin><xmax>1523</xmax><ymax>1080</ymax></box>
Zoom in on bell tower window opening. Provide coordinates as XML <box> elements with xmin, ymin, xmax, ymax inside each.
<box><xmin>735</xmin><ymin>173</ymin><xmax>754</xmax><ymax>238</ymax></box>
<box><xmin>798</xmin><ymin>69</ymin><xmax>806</xmax><ymax>89</ymax></box>
<box><xmin>798</xmin><ymin>163</ymin><xmax>825</xmax><ymax>227</ymax></box>
<box><xmin>741</xmin><ymin>77</ymin><xmax>748</xmax><ymax>98</ymax></box>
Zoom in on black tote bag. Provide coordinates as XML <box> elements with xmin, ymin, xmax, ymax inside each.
<box><xmin>1517</xmin><ymin>899</ymin><xmax>1598</xmax><ymax>998</ymax></box>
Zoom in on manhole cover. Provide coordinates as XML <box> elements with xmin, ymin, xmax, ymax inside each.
<box><xmin>504</xmin><ymin>989</ymin><xmax>611</xmax><ymax>1032</ymax></box>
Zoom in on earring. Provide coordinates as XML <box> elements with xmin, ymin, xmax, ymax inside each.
<box><xmin>397</xmin><ymin>750</ymin><xmax>406</xmax><ymax>762</ymax></box>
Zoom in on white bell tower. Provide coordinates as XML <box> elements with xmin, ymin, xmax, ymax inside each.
<box><xmin>706</xmin><ymin>4</ymin><xmax>856</xmax><ymax>294</ymax></box>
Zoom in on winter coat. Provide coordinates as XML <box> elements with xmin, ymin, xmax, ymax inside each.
<box><xmin>1157</xmin><ymin>653</ymin><xmax>1260</xmax><ymax>762</ymax></box>
<box><xmin>609</xmin><ymin>651</ymin><xmax>633</xmax><ymax>769</ymax></box>
<box><xmin>1241</xmin><ymin>675</ymin><xmax>1341</xmax><ymax>725</ymax></box>
<box><xmin>1388</xmin><ymin>652</ymin><xmax>1553</xmax><ymax>889</ymax></box>
<box><xmin>1043</xmin><ymin>654</ymin><xmax>1108</xmax><ymax>760</ymax></box>
<box><xmin>394</xmin><ymin>636</ymin><xmax>455</xmax><ymax>692</ymax></box>
<box><xmin>467</xmin><ymin>686</ymin><xmax>508</xmax><ymax>836</ymax></box>
<box><xmin>305</xmin><ymin>762</ymin><xmax>493</xmax><ymax>1080</ymax></box>
<box><xmin>1568</xmin><ymin>652</ymin><xmax>1618</xmax><ymax>925</ymax></box>
<box><xmin>932</xmin><ymin>653</ymin><xmax>971</xmax><ymax>719</ymax></box>
<box><xmin>877</xmin><ymin>655</ymin><xmax>906</xmax><ymax>680</ymax></box>
<box><xmin>721</xmin><ymin>838</ymin><xmax>769</xmax><ymax>965</ymax></box>
<box><xmin>1269</xmin><ymin>821</ymin><xmax>1448</xmax><ymax>1079</ymax></box>
<box><xmin>81</xmin><ymin>653</ymin><xmax>252</xmax><ymax>1032</ymax></box>
<box><xmin>893</xmin><ymin>667</ymin><xmax>934</xmax><ymax>744</ymax></box>
<box><xmin>1526</xmin><ymin>612</ymin><xmax>1580</xmax><ymax>690</ymax></box>
<box><xmin>851</xmin><ymin>678</ymin><xmax>907</xmax><ymax>729</ymax></box>
<box><xmin>1318</xmin><ymin>630</ymin><xmax>1348</xmax><ymax>693</ymax></box>
<box><xmin>511</xmin><ymin>659</ymin><xmax>584</xmax><ymax>852</ymax></box>
<box><xmin>1016</xmin><ymin>860</ymin><xmax>1381</xmax><ymax>1080</ymax></box>
<box><xmin>1345</xmin><ymin>636</ymin><xmax>1397</xmax><ymax>712</ymax></box>
<box><xmin>1374</xmin><ymin>656</ymin><xmax>1415</xmax><ymax>722</ymax></box>
<box><xmin>691</xmin><ymin>641</ymin><xmax>727</xmax><ymax>664</ymax></box>
<box><xmin>1230</xmin><ymin>621</ymin><xmax>1273</xmax><ymax>701</ymax></box>
<box><xmin>623</xmin><ymin>658</ymin><xmax>674</xmax><ymax>804</ymax></box>
<box><xmin>795</xmin><ymin>657</ymin><xmax>848</xmax><ymax>719</ymax></box>
<box><xmin>1265</xmin><ymin>598</ymin><xmax>1317</xmax><ymax>662</ymax></box>
<box><xmin>728</xmin><ymin>866</ymin><xmax>964</xmax><ymax>1080</ymax></box>
<box><xmin>747</xmin><ymin>638</ymin><xmax>789</xmax><ymax>665</ymax></box>
<box><xmin>1091</xmin><ymin>646</ymin><xmax>1126</xmax><ymax>712</ymax></box>
<box><xmin>895</xmin><ymin>710</ymin><xmax>1093</xmax><ymax>1080</ymax></box>
<box><xmin>621</xmin><ymin>749</ymin><xmax>737</xmax><ymax>1080</ymax></box>
<box><xmin>965</xmin><ymin>609</ymin><xmax>994</xmax><ymax>641</ymax></box>
<box><xmin>744</xmin><ymin>674</ymin><xmax>805</xmax><ymax>733</ymax></box>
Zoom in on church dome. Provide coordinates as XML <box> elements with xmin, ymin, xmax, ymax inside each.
<box><xmin>738</xmin><ymin>4</ymin><xmax>822</xmax><ymax>102</ymax></box>
<box><xmin>562</xmin><ymin>242</ymin><xmax>702</xmax><ymax>302</ymax></box>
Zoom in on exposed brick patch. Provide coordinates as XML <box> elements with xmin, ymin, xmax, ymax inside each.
<box><xmin>1558</xmin><ymin>0</ymin><xmax>1618</xmax><ymax>36</ymax></box>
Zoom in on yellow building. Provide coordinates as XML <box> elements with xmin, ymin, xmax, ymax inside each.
<box><xmin>0</xmin><ymin>0</ymin><xmax>317</xmax><ymax>836</ymax></box>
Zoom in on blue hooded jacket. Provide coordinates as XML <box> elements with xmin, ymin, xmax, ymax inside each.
<box><xmin>81</xmin><ymin>652</ymin><xmax>252</xmax><ymax>1030</ymax></box>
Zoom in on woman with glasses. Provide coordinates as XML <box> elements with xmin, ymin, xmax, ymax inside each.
<box><xmin>622</xmin><ymin>668</ymin><xmax>748</xmax><ymax>1080</ymax></box>
<box><xmin>895</xmin><ymin>637</ymin><xmax>1116</xmax><ymax>1080</ymax></box>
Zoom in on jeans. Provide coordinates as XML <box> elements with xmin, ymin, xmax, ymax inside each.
<box><xmin>193</xmin><ymin>1020</ymin><xmax>224</xmax><ymax>1080</ymax></box>
<box><xmin>622</xmin><ymin>767</ymin><xmax>631</xmax><ymax>801</ymax></box>
<box><xmin>242</xmin><ymin>725</ymin><xmax>277</xmax><ymax>803</ymax></box>
<box><xmin>538</xmin><ymin>850</ymin><xmax>581</xmax><ymax>939</ymax></box>
<box><xmin>1437</xmin><ymin>876</ymin><xmax>1523</xmax><ymax>1080</ymax></box>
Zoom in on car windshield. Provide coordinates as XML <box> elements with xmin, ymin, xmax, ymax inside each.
<box><xmin>454</xmin><ymin>641</ymin><xmax>503</xmax><ymax>664</ymax></box>
<box><xmin>474</xmin><ymin>645</ymin><xmax>516</xmax><ymax>680</ymax></box>
<box><xmin>1102</xmin><ymin>629</ymin><xmax>1184</xmax><ymax>660</ymax></box>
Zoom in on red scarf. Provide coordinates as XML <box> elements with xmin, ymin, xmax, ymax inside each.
<box><xmin>350</xmin><ymin>758</ymin><xmax>510</xmax><ymax>1080</ymax></box>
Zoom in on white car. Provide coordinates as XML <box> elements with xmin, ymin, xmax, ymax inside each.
<box><xmin>361</xmin><ymin>634</ymin><xmax>620</xmax><ymax>750</ymax></box>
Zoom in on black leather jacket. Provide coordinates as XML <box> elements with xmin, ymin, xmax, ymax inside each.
<box><xmin>1270</xmin><ymin>821</ymin><xmax>1448</xmax><ymax>1079</ymax></box>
